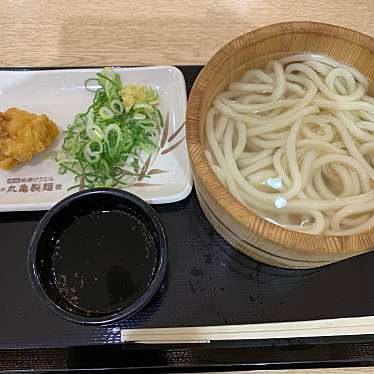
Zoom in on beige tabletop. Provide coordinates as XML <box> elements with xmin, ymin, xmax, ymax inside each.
<box><xmin>2</xmin><ymin>0</ymin><xmax>374</xmax><ymax>373</ymax></box>
<box><xmin>1</xmin><ymin>0</ymin><xmax>373</xmax><ymax>67</ymax></box>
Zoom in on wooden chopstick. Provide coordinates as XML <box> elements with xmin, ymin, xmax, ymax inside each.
<box><xmin>121</xmin><ymin>316</ymin><xmax>374</xmax><ymax>343</ymax></box>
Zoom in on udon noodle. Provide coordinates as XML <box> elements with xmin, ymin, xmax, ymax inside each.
<box><xmin>205</xmin><ymin>54</ymin><xmax>374</xmax><ymax>236</ymax></box>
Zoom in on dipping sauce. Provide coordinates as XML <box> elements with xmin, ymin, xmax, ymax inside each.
<box><xmin>50</xmin><ymin>209</ymin><xmax>158</xmax><ymax>315</ymax></box>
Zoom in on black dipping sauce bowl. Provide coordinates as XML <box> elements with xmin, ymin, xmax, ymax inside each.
<box><xmin>28</xmin><ymin>188</ymin><xmax>167</xmax><ymax>325</ymax></box>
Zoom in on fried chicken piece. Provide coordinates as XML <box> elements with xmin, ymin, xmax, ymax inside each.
<box><xmin>0</xmin><ymin>108</ymin><xmax>59</xmax><ymax>170</ymax></box>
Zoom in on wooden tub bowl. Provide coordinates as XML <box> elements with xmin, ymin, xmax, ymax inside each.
<box><xmin>186</xmin><ymin>21</ymin><xmax>374</xmax><ymax>269</ymax></box>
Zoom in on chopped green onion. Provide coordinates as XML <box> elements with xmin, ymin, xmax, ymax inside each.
<box><xmin>133</xmin><ymin>113</ymin><xmax>146</xmax><ymax>120</ymax></box>
<box><xmin>86</xmin><ymin>124</ymin><xmax>104</xmax><ymax>141</ymax></box>
<box><xmin>56</xmin><ymin>67</ymin><xmax>164</xmax><ymax>190</ymax></box>
<box><xmin>110</xmin><ymin>99</ymin><xmax>124</xmax><ymax>114</ymax></box>
<box><xmin>58</xmin><ymin>165</ymin><xmax>67</xmax><ymax>174</ymax></box>
<box><xmin>99</xmin><ymin>106</ymin><xmax>114</xmax><ymax>120</ymax></box>
<box><xmin>134</xmin><ymin>103</ymin><xmax>154</xmax><ymax>112</ymax></box>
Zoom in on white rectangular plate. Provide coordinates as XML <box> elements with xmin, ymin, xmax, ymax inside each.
<box><xmin>0</xmin><ymin>66</ymin><xmax>192</xmax><ymax>211</ymax></box>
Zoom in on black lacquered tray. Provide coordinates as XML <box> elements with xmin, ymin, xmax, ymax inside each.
<box><xmin>1</xmin><ymin>66</ymin><xmax>374</xmax><ymax>372</ymax></box>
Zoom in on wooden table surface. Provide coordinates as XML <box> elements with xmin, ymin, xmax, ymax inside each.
<box><xmin>1</xmin><ymin>0</ymin><xmax>373</xmax><ymax>67</ymax></box>
<box><xmin>1</xmin><ymin>0</ymin><xmax>374</xmax><ymax>373</ymax></box>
